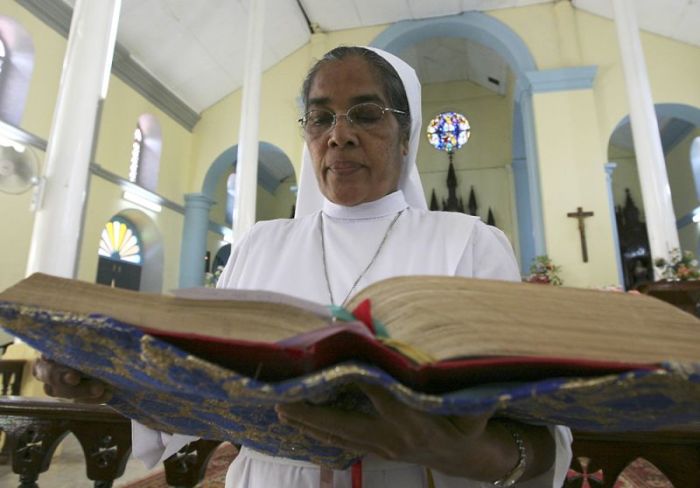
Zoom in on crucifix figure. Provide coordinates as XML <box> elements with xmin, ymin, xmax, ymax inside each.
<box><xmin>567</xmin><ymin>206</ymin><xmax>594</xmax><ymax>262</ymax></box>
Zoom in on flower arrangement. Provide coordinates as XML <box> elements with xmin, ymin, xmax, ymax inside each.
<box><xmin>525</xmin><ymin>255</ymin><xmax>563</xmax><ymax>286</ymax></box>
<box><xmin>654</xmin><ymin>249</ymin><xmax>700</xmax><ymax>281</ymax></box>
<box><xmin>204</xmin><ymin>265</ymin><xmax>225</xmax><ymax>288</ymax></box>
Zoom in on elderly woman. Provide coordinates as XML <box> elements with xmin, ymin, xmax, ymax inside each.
<box><xmin>35</xmin><ymin>46</ymin><xmax>572</xmax><ymax>487</ymax></box>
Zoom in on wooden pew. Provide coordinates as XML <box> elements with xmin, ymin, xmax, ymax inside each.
<box><xmin>0</xmin><ymin>396</ymin><xmax>221</xmax><ymax>488</ymax></box>
<box><xmin>1</xmin><ymin>394</ymin><xmax>699</xmax><ymax>487</ymax></box>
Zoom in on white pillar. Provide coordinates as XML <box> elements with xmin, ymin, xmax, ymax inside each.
<box><xmin>612</xmin><ymin>0</ymin><xmax>679</xmax><ymax>271</ymax></box>
<box><xmin>26</xmin><ymin>0</ymin><xmax>121</xmax><ymax>278</ymax></box>
<box><xmin>232</xmin><ymin>0</ymin><xmax>266</xmax><ymax>241</ymax></box>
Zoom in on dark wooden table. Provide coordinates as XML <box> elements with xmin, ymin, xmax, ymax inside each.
<box><xmin>566</xmin><ymin>430</ymin><xmax>700</xmax><ymax>487</ymax></box>
<box><xmin>636</xmin><ymin>279</ymin><xmax>700</xmax><ymax>317</ymax></box>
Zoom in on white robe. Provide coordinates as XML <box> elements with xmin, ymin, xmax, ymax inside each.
<box><xmin>133</xmin><ymin>190</ymin><xmax>572</xmax><ymax>487</ymax></box>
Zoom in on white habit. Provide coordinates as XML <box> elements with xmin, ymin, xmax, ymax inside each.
<box><xmin>132</xmin><ymin>190</ymin><xmax>573</xmax><ymax>487</ymax></box>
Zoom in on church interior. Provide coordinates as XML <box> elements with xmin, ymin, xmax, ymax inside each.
<box><xmin>0</xmin><ymin>0</ymin><xmax>699</xmax><ymax>486</ymax></box>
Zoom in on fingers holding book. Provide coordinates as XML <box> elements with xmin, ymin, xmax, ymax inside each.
<box><xmin>274</xmin><ymin>383</ymin><xmax>517</xmax><ymax>480</ymax></box>
<box><xmin>32</xmin><ymin>355</ymin><xmax>112</xmax><ymax>404</ymax></box>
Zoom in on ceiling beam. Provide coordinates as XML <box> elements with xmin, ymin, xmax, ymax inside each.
<box><xmin>295</xmin><ymin>0</ymin><xmax>315</xmax><ymax>34</ymax></box>
<box><xmin>16</xmin><ymin>0</ymin><xmax>200</xmax><ymax>131</ymax></box>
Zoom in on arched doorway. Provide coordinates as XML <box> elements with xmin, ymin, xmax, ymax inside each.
<box><xmin>202</xmin><ymin>142</ymin><xmax>297</xmax><ymax>219</ymax></box>
<box><xmin>179</xmin><ymin>142</ymin><xmax>296</xmax><ymax>288</ymax></box>
<box><xmin>96</xmin><ymin>215</ymin><xmax>143</xmax><ymax>290</ymax></box>
<box><xmin>96</xmin><ymin>209</ymin><xmax>164</xmax><ymax>292</ymax></box>
<box><xmin>608</xmin><ymin>103</ymin><xmax>700</xmax><ymax>288</ymax></box>
<box><xmin>370</xmin><ymin>11</ymin><xmax>543</xmax><ymax>274</ymax></box>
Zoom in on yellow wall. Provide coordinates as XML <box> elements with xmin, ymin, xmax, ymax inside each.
<box><xmin>96</xmin><ymin>77</ymin><xmax>194</xmax><ymax>203</ymax></box>
<box><xmin>0</xmin><ymin>181</ymin><xmax>35</xmax><ymax>291</ymax></box>
<box><xmin>494</xmin><ymin>4</ymin><xmax>700</xmax><ymax>137</ymax></box>
<box><xmin>2</xmin><ymin>1</ymin><xmax>700</xmax><ymax>399</ymax></box>
<box><xmin>418</xmin><ymin>79</ymin><xmax>517</xmax><ymax>249</ymax></box>
<box><xmin>6</xmin><ymin>2</ymin><xmax>700</xmax><ymax>293</ymax></box>
<box><xmin>0</xmin><ymin>2</ymin><xmax>196</xmax><ymax>295</ymax></box>
<box><xmin>495</xmin><ymin>3</ymin><xmax>581</xmax><ymax>69</ymax></box>
<box><xmin>0</xmin><ymin>2</ymin><xmax>197</xmax><ymax>382</ymax></box>
<box><xmin>492</xmin><ymin>4</ymin><xmax>700</xmax><ymax>286</ymax></box>
<box><xmin>0</xmin><ymin>4</ymin><xmax>63</xmax><ymax>292</ymax></box>
<box><xmin>76</xmin><ymin>73</ymin><xmax>196</xmax><ymax>291</ymax></box>
<box><xmin>2</xmin><ymin>3</ymin><xmax>700</xmax><ymax>320</ymax></box>
<box><xmin>532</xmin><ymin>88</ymin><xmax>618</xmax><ymax>286</ymax></box>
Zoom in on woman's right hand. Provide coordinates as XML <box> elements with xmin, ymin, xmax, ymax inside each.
<box><xmin>32</xmin><ymin>355</ymin><xmax>112</xmax><ymax>403</ymax></box>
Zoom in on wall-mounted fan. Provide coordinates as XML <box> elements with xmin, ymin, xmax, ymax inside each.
<box><xmin>0</xmin><ymin>141</ymin><xmax>39</xmax><ymax>195</ymax></box>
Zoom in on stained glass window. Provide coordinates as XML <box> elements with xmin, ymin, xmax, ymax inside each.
<box><xmin>129</xmin><ymin>125</ymin><xmax>143</xmax><ymax>183</ymax></box>
<box><xmin>98</xmin><ymin>218</ymin><xmax>142</xmax><ymax>264</ymax></box>
<box><xmin>426</xmin><ymin>111</ymin><xmax>470</xmax><ymax>153</ymax></box>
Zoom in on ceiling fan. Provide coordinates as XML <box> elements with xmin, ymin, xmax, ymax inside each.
<box><xmin>0</xmin><ymin>137</ymin><xmax>39</xmax><ymax>195</ymax></box>
<box><xmin>0</xmin><ymin>136</ymin><xmax>45</xmax><ymax>212</ymax></box>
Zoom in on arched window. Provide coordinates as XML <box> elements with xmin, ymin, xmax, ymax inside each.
<box><xmin>128</xmin><ymin>114</ymin><xmax>162</xmax><ymax>192</ymax></box>
<box><xmin>692</xmin><ymin>136</ymin><xmax>700</xmax><ymax>202</ymax></box>
<box><xmin>99</xmin><ymin>217</ymin><xmax>142</xmax><ymax>264</ymax></box>
<box><xmin>97</xmin><ymin>216</ymin><xmax>143</xmax><ymax>290</ymax></box>
<box><xmin>0</xmin><ymin>17</ymin><xmax>35</xmax><ymax>126</ymax></box>
<box><xmin>129</xmin><ymin>124</ymin><xmax>143</xmax><ymax>183</ymax></box>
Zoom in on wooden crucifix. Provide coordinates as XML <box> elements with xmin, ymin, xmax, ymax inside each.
<box><xmin>567</xmin><ymin>206</ymin><xmax>594</xmax><ymax>262</ymax></box>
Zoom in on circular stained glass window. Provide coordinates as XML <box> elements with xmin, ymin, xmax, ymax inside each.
<box><xmin>98</xmin><ymin>218</ymin><xmax>142</xmax><ymax>264</ymax></box>
<box><xmin>426</xmin><ymin>111</ymin><xmax>471</xmax><ymax>153</ymax></box>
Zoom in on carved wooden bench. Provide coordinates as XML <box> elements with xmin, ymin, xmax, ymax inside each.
<box><xmin>2</xmin><ymin>395</ymin><xmax>699</xmax><ymax>487</ymax></box>
<box><xmin>0</xmin><ymin>396</ymin><xmax>222</xmax><ymax>488</ymax></box>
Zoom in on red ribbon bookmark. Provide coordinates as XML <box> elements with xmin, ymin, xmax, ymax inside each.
<box><xmin>351</xmin><ymin>460</ymin><xmax>363</xmax><ymax>488</ymax></box>
<box><xmin>318</xmin><ymin>461</ymin><xmax>361</xmax><ymax>488</ymax></box>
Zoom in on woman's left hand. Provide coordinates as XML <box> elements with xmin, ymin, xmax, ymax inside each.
<box><xmin>275</xmin><ymin>383</ymin><xmax>541</xmax><ymax>481</ymax></box>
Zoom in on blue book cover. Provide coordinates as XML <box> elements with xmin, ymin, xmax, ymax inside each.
<box><xmin>1</xmin><ymin>273</ymin><xmax>700</xmax><ymax>468</ymax></box>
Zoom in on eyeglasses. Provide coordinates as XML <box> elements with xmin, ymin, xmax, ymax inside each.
<box><xmin>298</xmin><ymin>102</ymin><xmax>406</xmax><ymax>137</ymax></box>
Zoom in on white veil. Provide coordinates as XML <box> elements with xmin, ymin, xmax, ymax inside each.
<box><xmin>294</xmin><ymin>47</ymin><xmax>427</xmax><ymax>217</ymax></box>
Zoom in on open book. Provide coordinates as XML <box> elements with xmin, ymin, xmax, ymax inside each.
<box><xmin>1</xmin><ymin>273</ymin><xmax>699</xmax><ymax>468</ymax></box>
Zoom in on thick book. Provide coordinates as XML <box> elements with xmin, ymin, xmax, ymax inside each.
<box><xmin>1</xmin><ymin>273</ymin><xmax>699</xmax><ymax>468</ymax></box>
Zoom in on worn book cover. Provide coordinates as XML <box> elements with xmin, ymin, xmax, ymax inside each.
<box><xmin>1</xmin><ymin>273</ymin><xmax>699</xmax><ymax>468</ymax></box>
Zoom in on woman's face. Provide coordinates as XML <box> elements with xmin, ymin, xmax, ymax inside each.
<box><xmin>304</xmin><ymin>56</ymin><xmax>408</xmax><ymax>207</ymax></box>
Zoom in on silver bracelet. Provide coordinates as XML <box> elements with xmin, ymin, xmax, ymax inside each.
<box><xmin>493</xmin><ymin>423</ymin><xmax>527</xmax><ymax>487</ymax></box>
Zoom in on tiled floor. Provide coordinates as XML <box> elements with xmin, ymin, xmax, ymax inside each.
<box><xmin>0</xmin><ymin>434</ymin><xmax>159</xmax><ymax>487</ymax></box>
